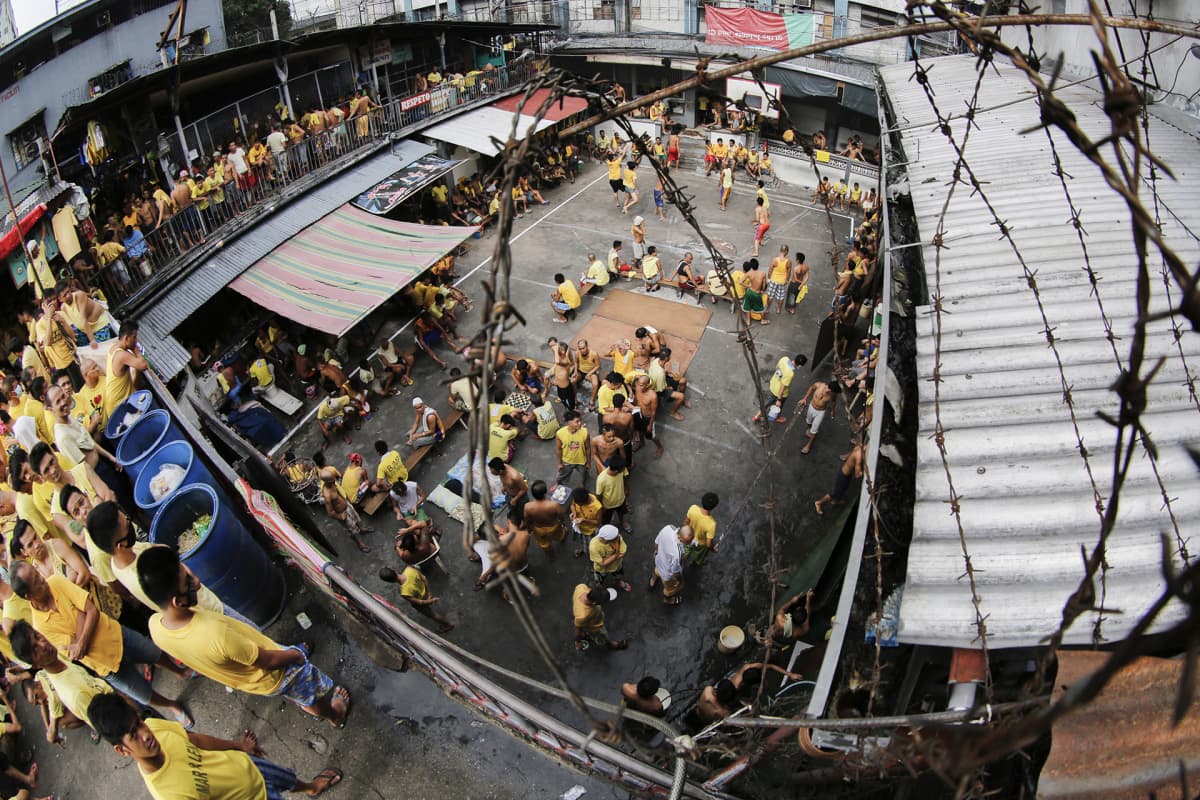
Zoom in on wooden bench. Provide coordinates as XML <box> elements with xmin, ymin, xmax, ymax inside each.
<box><xmin>403</xmin><ymin>409</ymin><xmax>466</xmax><ymax>473</ymax></box>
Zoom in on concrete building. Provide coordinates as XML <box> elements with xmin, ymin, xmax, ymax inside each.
<box><xmin>0</xmin><ymin>0</ymin><xmax>16</xmax><ymax>47</ymax></box>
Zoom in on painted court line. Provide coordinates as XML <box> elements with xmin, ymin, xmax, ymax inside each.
<box><xmin>655</xmin><ymin>421</ymin><xmax>740</xmax><ymax>452</ymax></box>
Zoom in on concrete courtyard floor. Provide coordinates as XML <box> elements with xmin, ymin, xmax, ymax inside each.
<box><xmin>25</xmin><ymin>158</ymin><xmax>864</xmax><ymax>800</ymax></box>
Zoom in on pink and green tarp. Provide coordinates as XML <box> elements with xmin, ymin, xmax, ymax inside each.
<box><xmin>705</xmin><ymin>7</ymin><xmax>815</xmax><ymax>51</ymax></box>
<box><xmin>229</xmin><ymin>204</ymin><xmax>477</xmax><ymax>336</ymax></box>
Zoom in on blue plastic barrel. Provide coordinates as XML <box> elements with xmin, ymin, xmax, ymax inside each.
<box><xmin>150</xmin><ymin>484</ymin><xmax>285</xmax><ymax>627</ymax></box>
<box><xmin>116</xmin><ymin>410</ymin><xmax>185</xmax><ymax>482</ymax></box>
<box><xmin>104</xmin><ymin>390</ymin><xmax>156</xmax><ymax>444</ymax></box>
<box><xmin>132</xmin><ymin>441</ymin><xmax>218</xmax><ymax>513</ymax></box>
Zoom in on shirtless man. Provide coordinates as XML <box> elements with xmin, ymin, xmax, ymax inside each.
<box><xmin>742</xmin><ymin>260</ymin><xmax>770</xmax><ymax>325</ymax></box>
<box><xmin>621</xmin><ymin>676</ymin><xmax>666</xmax><ymax>717</ymax></box>
<box><xmin>602</xmin><ymin>395</ymin><xmax>637</xmax><ymax>469</ymax></box>
<box><xmin>795</xmin><ymin>379</ymin><xmax>839</xmax><ymax>455</ymax></box>
<box><xmin>522</xmin><ymin>481</ymin><xmax>565</xmax><ymax>561</ymax></box>
<box><xmin>694</xmin><ymin>679</ymin><xmax>738</xmax><ymax>724</ymax></box>
<box><xmin>632</xmin><ymin>327</ymin><xmax>667</xmax><ymax>369</ymax></box>
<box><xmin>787</xmin><ymin>252</ymin><xmax>810</xmax><ymax>315</ymax></box>
<box><xmin>395</xmin><ymin>526</ymin><xmax>438</xmax><ymax>568</ymax></box>
<box><xmin>591</xmin><ymin>423</ymin><xmax>627</xmax><ymax>474</ymax></box>
<box><xmin>321</xmin><ymin>467</ymin><xmax>371</xmax><ymax>552</ymax></box>
<box><xmin>631</xmin><ymin>375</ymin><xmax>663</xmax><ymax>458</ymax></box>
<box><xmin>475</xmin><ymin>517</ymin><xmax>533</xmax><ymax>597</ymax></box>
<box><xmin>815</xmin><ymin>441</ymin><xmax>863</xmax><ymax>515</ymax></box>
<box><xmin>170</xmin><ymin>172</ymin><xmax>204</xmax><ymax>247</ymax></box>
<box><xmin>488</xmin><ymin>457</ymin><xmax>529</xmax><ymax>521</ymax></box>
<box><xmin>548</xmin><ymin>339</ymin><xmax>578</xmax><ymax>410</ymax></box>
<box><xmin>573</xmin><ymin>339</ymin><xmax>602</xmax><ymax>410</ymax></box>
<box><xmin>667</xmin><ymin>129</ymin><xmax>681</xmax><ymax>168</ymax></box>
<box><xmin>752</xmin><ymin>197</ymin><xmax>771</xmax><ymax>258</ymax></box>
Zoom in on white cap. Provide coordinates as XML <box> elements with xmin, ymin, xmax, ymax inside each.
<box><xmin>605</xmin><ymin>587</ymin><xmax>619</xmax><ymax>601</ymax></box>
<box><xmin>411</xmin><ymin>397</ymin><xmax>424</xmax><ymax>407</ymax></box>
<box><xmin>26</xmin><ymin>239</ymin><xmax>37</xmax><ymax>251</ymax></box>
<box><xmin>633</xmin><ymin>215</ymin><xmax>644</xmax><ymax>225</ymax></box>
<box><xmin>597</xmin><ymin>524</ymin><xmax>619</xmax><ymax>541</ymax></box>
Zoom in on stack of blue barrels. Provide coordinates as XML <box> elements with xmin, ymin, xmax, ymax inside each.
<box><xmin>105</xmin><ymin>391</ymin><xmax>285</xmax><ymax>627</ymax></box>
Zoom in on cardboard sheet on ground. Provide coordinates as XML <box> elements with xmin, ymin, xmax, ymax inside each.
<box><xmin>572</xmin><ymin>289</ymin><xmax>711</xmax><ymax>374</ymax></box>
<box><xmin>588</xmin><ymin>288</ymin><xmax>712</xmax><ymax>342</ymax></box>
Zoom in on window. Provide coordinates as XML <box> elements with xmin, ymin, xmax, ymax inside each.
<box><xmin>88</xmin><ymin>61</ymin><xmax>133</xmax><ymax>99</ymax></box>
<box><xmin>860</xmin><ymin>8</ymin><xmax>897</xmax><ymax>27</ymax></box>
<box><xmin>9</xmin><ymin>113</ymin><xmax>46</xmax><ymax>170</ymax></box>
<box><xmin>594</xmin><ymin>0</ymin><xmax>615</xmax><ymax>19</ymax></box>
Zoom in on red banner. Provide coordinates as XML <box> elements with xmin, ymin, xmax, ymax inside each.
<box><xmin>705</xmin><ymin>6</ymin><xmax>789</xmax><ymax>50</ymax></box>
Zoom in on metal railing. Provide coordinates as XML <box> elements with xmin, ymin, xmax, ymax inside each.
<box><xmin>100</xmin><ymin>58</ymin><xmax>539</xmax><ymax>308</ymax></box>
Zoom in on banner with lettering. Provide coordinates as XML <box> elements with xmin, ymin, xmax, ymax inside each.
<box><xmin>705</xmin><ymin>7</ymin><xmax>815</xmax><ymax>50</ymax></box>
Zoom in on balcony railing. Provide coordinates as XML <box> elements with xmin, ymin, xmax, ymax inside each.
<box><xmin>97</xmin><ymin>59</ymin><xmax>539</xmax><ymax>311</ymax></box>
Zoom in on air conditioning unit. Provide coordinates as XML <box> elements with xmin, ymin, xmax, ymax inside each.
<box><xmin>97</xmin><ymin>10</ymin><xmax>112</xmax><ymax>27</ymax></box>
<box><xmin>790</xmin><ymin>0</ymin><xmax>813</xmax><ymax>8</ymax></box>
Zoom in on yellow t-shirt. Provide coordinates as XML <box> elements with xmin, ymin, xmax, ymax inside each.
<box><xmin>141</xmin><ymin>718</ymin><xmax>267</xmax><ymax>800</ymax></box>
<box><xmin>40</xmin><ymin>659</ymin><xmax>111</xmax><ymax>726</ymax></box>
<box><xmin>488</xmin><ymin>403</ymin><xmax>516</xmax><ymax>426</ymax></box>
<box><xmin>33</xmin><ymin>575</ymin><xmax>123</xmax><ymax>676</ymax></box>
<box><xmin>686</xmin><ymin>504</ymin><xmax>717</xmax><ymax>548</ymax></box>
<box><xmin>376</xmin><ymin>450</ymin><xmax>408</xmax><ymax>485</ymax></box>
<box><xmin>769</xmin><ymin>356</ymin><xmax>795</xmax><ymax>399</ymax></box>
<box><xmin>641</xmin><ymin>255</ymin><xmax>661</xmax><ymax>279</ymax></box>
<box><xmin>149</xmin><ymin>608</ymin><xmax>286</xmax><ymax>695</ymax></box>
<box><xmin>557</xmin><ymin>280</ymin><xmax>582</xmax><ymax>310</ymax></box>
<box><xmin>74</xmin><ymin>384</ymin><xmax>107</xmax><ymax>426</ymax></box>
<box><xmin>606</xmin><ymin>159</ymin><xmax>622</xmax><ymax>180</ymax></box>
<box><xmin>586</xmin><ymin>259</ymin><xmax>610</xmax><ymax>287</ymax></box>
<box><xmin>756</xmin><ymin>187</ymin><xmax>770</xmax><ymax>210</ymax></box>
<box><xmin>316</xmin><ymin>395</ymin><xmax>350</xmax><ymax>421</ymax></box>
<box><xmin>570</xmin><ymin>496</ymin><xmax>603</xmax><ymax>537</ymax></box>
<box><xmin>556</xmin><ymin>426</ymin><xmax>589</xmax><ymax>465</ymax></box>
<box><xmin>622</xmin><ymin>168</ymin><xmax>637</xmax><ymax>189</ymax></box>
<box><xmin>112</xmin><ymin>543</ymin><xmax>223</xmax><ymax>614</ymax></box>
<box><xmin>22</xmin><ymin>397</ymin><xmax>54</xmax><ymax>444</ymax></box>
<box><xmin>713</xmin><ymin>143</ymin><xmax>728</xmax><ymax>159</ymax></box>
<box><xmin>608</xmin><ymin>349</ymin><xmax>635</xmax><ymax>380</ymax></box>
<box><xmin>572</xmin><ymin>584</ymin><xmax>604</xmax><ymax>632</ymax></box>
<box><xmin>2</xmin><ymin>594</ymin><xmax>32</xmax><ymax>627</ymax></box>
<box><xmin>595</xmin><ymin>469</ymin><xmax>626</xmax><ymax>509</ymax></box>
<box><xmin>36</xmin><ymin>316</ymin><xmax>77</xmax><ymax>371</ymax></box>
<box><xmin>488</xmin><ymin>424</ymin><xmax>517</xmax><ymax>460</ymax></box>
<box><xmin>589</xmin><ymin>536</ymin><xmax>626</xmax><ymax>574</ymax></box>
<box><xmin>248</xmin><ymin>358</ymin><xmax>273</xmax><ymax>388</ymax></box>
<box><xmin>340</xmin><ymin>465</ymin><xmax>367</xmax><ymax>503</ymax></box>
<box><xmin>399</xmin><ymin>566</ymin><xmax>428</xmax><ymax>600</ymax></box>
<box><xmin>596</xmin><ymin>383</ymin><xmax>619</xmax><ymax>415</ymax></box>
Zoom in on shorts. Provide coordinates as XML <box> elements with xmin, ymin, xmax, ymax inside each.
<box><xmin>631</xmin><ymin>241</ymin><xmax>645</xmax><ymax>260</ymax></box>
<box><xmin>831</xmin><ymin>468</ymin><xmax>854</xmax><ymax>501</ymax></box>
<box><xmin>633</xmin><ymin>412</ymin><xmax>654</xmax><ymax>439</ymax></box>
<box><xmin>552</xmin><ymin>300</ymin><xmax>571</xmax><ymax>312</ymax></box>
<box><xmin>273</xmin><ymin>645</ymin><xmax>334</xmax><ymax>707</ymax></box>
<box><xmin>766</xmin><ymin>280</ymin><xmax>788</xmax><ymax>302</ymax></box>
<box><xmin>321</xmin><ymin>415</ymin><xmax>344</xmax><ymax>428</ymax></box>
<box><xmin>419</xmin><ymin>329</ymin><xmax>441</xmax><ymax>347</ymax></box>
<box><xmin>667</xmin><ymin>147</ymin><xmax>679</xmax><ymax>162</ymax></box>
<box><xmin>806</xmin><ymin>404</ymin><xmax>827</xmax><ymax>435</ymax></box>
<box><xmin>653</xmin><ymin>189</ymin><xmax>664</xmax><ymax>208</ymax></box>
<box><xmin>557</xmin><ymin>462</ymin><xmax>586</xmax><ymax>487</ymax></box>
<box><xmin>532</xmin><ymin>521</ymin><xmax>565</xmax><ymax>551</ymax></box>
<box><xmin>756</xmin><ymin>223</ymin><xmax>771</xmax><ymax>243</ymax></box>
<box><xmin>609</xmin><ymin>178</ymin><xmax>624</xmax><ymax>193</ymax></box>
<box><xmin>644</xmin><ymin>272</ymin><xmax>660</xmax><ymax>286</ymax></box>
<box><xmin>252</xmin><ymin>757</ymin><xmax>299</xmax><ymax>800</ymax></box>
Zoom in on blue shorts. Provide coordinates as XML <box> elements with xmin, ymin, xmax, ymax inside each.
<box><xmin>272</xmin><ymin>646</ymin><xmax>334</xmax><ymax>707</ymax></box>
<box><xmin>653</xmin><ymin>189</ymin><xmax>664</xmax><ymax>208</ymax></box>
<box><xmin>552</xmin><ymin>300</ymin><xmax>571</xmax><ymax>312</ymax></box>
<box><xmin>105</xmin><ymin>626</ymin><xmax>165</xmax><ymax>705</ymax></box>
<box><xmin>252</xmin><ymin>757</ymin><xmax>298</xmax><ymax>800</ymax></box>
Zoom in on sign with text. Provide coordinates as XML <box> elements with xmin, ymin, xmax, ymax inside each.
<box><xmin>401</xmin><ymin>91</ymin><xmax>431</xmax><ymax>111</ymax></box>
<box><xmin>705</xmin><ymin>7</ymin><xmax>814</xmax><ymax>50</ymax></box>
<box><xmin>352</xmin><ymin>155</ymin><xmax>462</xmax><ymax>215</ymax></box>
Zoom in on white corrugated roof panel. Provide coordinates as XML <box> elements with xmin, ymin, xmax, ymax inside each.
<box><xmin>880</xmin><ymin>55</ymin><xmax>1200</xmax><ymax>650</ymax></box>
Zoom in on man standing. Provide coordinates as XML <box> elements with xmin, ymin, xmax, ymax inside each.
<box><xmin>719</xmin><ymin>162</ymin><xmax>734</xmax><ymax>211</ymax></box>
<box><xmin>103</xmin><ymin>321</ymin><xmax>148</xmax><ymax>417</ymax></box>
<box><xmin>589</xmin><ymin>524</ymin><xmax>630</xmax><ymax>592</ymax></box>
<box><xmin>606</xmin><ymin>153</ymin><xmax>624</xmax><ymax>209</ymax></box>
<box><xmin>595</xmin><ymin>454</ymin><xmax>630</xmax><ymax>530</ymax></box>
<box><xmin>631</xmin><ymin>375</ymin><xmax>663</xmax><ymax>459</ymax></box>
<box><xmin>602</xmin><ymin>394</ymin><xmax>637</xmax><ymax>468</ymax></box>
<box><xmin>795</xmin><ymin>379</ymin><xmax>838</xmax><ymax>455</ymax></box>
<box><xmin>555</xmin><ymin>411</ymin><xmax>590</xmax><ymax>488</ymax></box>
<box><xmin>138</xmin><ymin>547</ymin><xmax>351</xmax><ymax>726</ymax></box>
<box><xmin>320</xmin><ymin>468</ymin><xmax>371</xmax><ymax>553</ymax></box>
<box><xmin>379</xmin><ymin>567</ymin><xmax>454</xmax><ymax>634</ymax></box>
<box><xmin>549</xmin><ymin>340</ymin><xmax>577</xmax><ymax>411</ymax></box>
<box><xmin>488</xmin><ymin>457</ymin><xmax>529</xmax><ymax>521</ymax></box>
<box><xmin>36</xmin><ymin>292</ymin><xmax>79</xmax><ymax>390</ymax></box>
<box><xmin>590</xmin><ymin>423</ymin><xmax>626</xmax><ymax>475</ymax></box>
<box><xmin>786</xmin><ymin>251</ymin><xmax>810</xmax><ymax>314</ymax></box>
<box><xmin>621</xmin><ymin>161</ymin><xmax>640</xmax><ymax>214</ymax></box>
<box><xmin>752</xmin><ymin>197</ymin><xmax>771</xmax><ymax>258</ymax></box>
<box><xmin>649</xmin><ymin>524</ymin><xmax>693</xmax><ymax>605</ymax></box>
<box><xmin>572</xmin><ymin>584</ymin><xmax>627</xmax><ymax>651</ymax></box>
<box><xmin>568</xmin><ymin>487</ymin><xmax>604</xmax><ymax>559</ymax></box>
<box><xmin>753</xmin><ymin>353</ymin><xmax>808</xmax><ymax>424</ymax></box>
<box><xmin>815</xmin><ymin>440</ymin><xmax>864</xmax><ymax>515</ymax></box>
<box><xmin>9</xmin><ymin>621</ymin><xmax>114</xmax><ymax>741</ymax></box>
<box><xmin>89</xmin><ymin>694</ymin><xmax>342</xmax><ymax>800</ymax></box>
<box><xmin>406</xmin><ymin>397</ymin><xmax>444</xmax><ymax>449</ymax></box>
<box><xmin>766</xmin><ymin>245</ymin><xmax>791</xmax><ymax>316</ymax></box>
<box><xmin>522</xmin><ymin>481</ymin><xmax>565</xmax><ymax>560</ymax></box>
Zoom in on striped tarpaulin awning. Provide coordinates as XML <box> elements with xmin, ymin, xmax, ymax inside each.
<box><xmin>229</xmin><ymin>204</ymin><xmax>477</xmax><ymax>336</ymax></box>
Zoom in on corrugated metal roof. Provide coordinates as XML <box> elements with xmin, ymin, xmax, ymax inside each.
<box><xmin>879</xmin><ymin>55</ymin><xmax>1200</xmax><ymax>649</ymax></box>
<box><xmin>136</xmin><ymin>139</ymin><xmax>433</xmax><ymax>376</ymax></box>
<box><xmin>1040</xmin><ymin>651</ymin><xmax>1200</xmax><ymax>799</ymax></box>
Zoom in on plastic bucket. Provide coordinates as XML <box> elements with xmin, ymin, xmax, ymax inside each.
<box><xmin>103</xmin><ymin>389</ymin><xmax>155</xmax><ymax>444</ymax></box>
<box><xmin>718</xmin><ymin>625</ymin><xmax>745</xmax><ymax>654</ymax></box>
<box><xmin>151</xmin><ymin>484</ymin><xmax>285</xmax><ymax>627</ymax></box>
<box><xmin>116</xmin><ymin>410</ymin><xmax>185</xmax><ymax>482</ymax></box>
<box><xmin>132</xmin><ymin>441</ymin><xmax>218</xmax><ymax>513</ymax></box>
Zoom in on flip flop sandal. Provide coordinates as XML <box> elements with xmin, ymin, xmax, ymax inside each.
<box><xmin>312</xmin><ymin>768</ymin><xmax>343</xmax><ymax>794</ymax></box>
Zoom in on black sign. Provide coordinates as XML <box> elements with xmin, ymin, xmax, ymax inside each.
<box><xmin>352</xmin><ymin>154</ymin><xmax>460</xmax><ymax>215</ymax></box>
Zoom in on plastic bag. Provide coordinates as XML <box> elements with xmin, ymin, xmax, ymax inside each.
<box><xmin>149</xmin><ymin>463</ymin><xmax>187</xmax><ymax>502</ymax></box>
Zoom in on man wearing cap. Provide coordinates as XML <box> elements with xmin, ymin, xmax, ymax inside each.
<box><xmin>589</xmin><ymin>524</ymin><xmax>630</xmax><ymax>592</ymax></box>
<box><xmin>649</xmin><ymin>524</ymin><xmax>693</xmax><ymax>605</ymax></box>
<box><xmin>405</xmin><ymin>397</ymin><xmax>444</xmax><ymax>449</ymax></box>
<box><xmin>25</xmin><ymin>237</ymin><xmax>56</xmax><ymax>300</ymax></box>
<box><xmin>340</xmin><ymin>453</ymin><xmax>370</xmax><ymax>506</ymax></box>
<box><xmin>572</xmin><ymin>584</ymin><xmax>627</xmax><ymax>651</ymax></box>
<box><xmin>320</xmin><ymin>467</ymin><xmax>371</xmax><ymax>552</ymax></box>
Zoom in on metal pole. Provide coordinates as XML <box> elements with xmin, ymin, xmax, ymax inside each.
<box><xmin>173</xmin><ymin>114</ymin><xmax>189</xmax><ymax>178</ymax></box>
<box><xmin>0</xmin><ymin>153</ymin><xmax>45</xmax><ymax>296</ymax></box>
